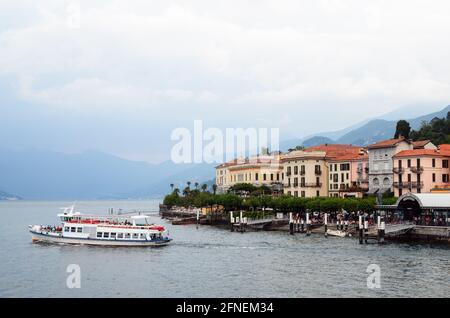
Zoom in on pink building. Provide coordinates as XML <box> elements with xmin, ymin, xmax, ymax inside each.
<box><xmin>392</xmin><ymin>144</ymin><xmax>450</xmax><ymax>197</ymax></box>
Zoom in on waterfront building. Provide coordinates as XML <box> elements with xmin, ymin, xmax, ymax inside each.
<box><xmin>367</xmin><ymin>137</ymin><xmax>413</xmax><ymax>195</ymax></box>
<box><xmin>392</xmin><ymin>144</ymin><xmax>450</xmax><ymax>197</ymax></box>
<box><xmin>376</xmin><ymin>192</ymin><xmax>450</xmax><ymax>226</ymax></box>
<box><xmin>328</xmin><ymin>150</ymin><xmax>369</xmax><ymax>198</ymax></box>
<box><xmin>282</xmin><ymin>144</ymin><xmax>364</xmax><ymax>198</ymax></box>
<box><xmin>215</xmin><ymin>154</ymin><xmax>283</xmax><ymax>193</ymax></box>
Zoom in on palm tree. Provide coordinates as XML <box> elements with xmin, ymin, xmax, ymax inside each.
<box><xmin>201</xmin><ymin>184</ymin><xmax>208</xmax><ymax>192</ymax></box>
<box><xmin>173</xmin><ymin>188</ymin><xmax>180</xmax><ymax>196</ymax></box>
<box><xmin>170</xmin><ymin>183</ymin><xmax>174</xmax><ymax>192</ymax></box>
<box><xmin>212</xmin><ymin>184</ymin><xmax>218</xmax><ymax>195</ymax></box>
<box><xmin>187</xmin><ymin>181</ymin><xmax>191</xmax><ymax>190</ymax></box>
<box><xmin>182</xmin><ymin>187</ymin><xmax>190</xmax><ymax>196</ymax></box>
<box><xmin>194</xmin><ymin>182</ymin><xmax>199</xmax><ymax>190</ymax></box>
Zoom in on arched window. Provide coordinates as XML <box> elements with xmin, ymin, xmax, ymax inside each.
<box><xmin>383</xmin><ymin>177</ymin><xmax>390</xmax><ymax>186</ymax></box>
<box><xmin>373</xmin><ymin>178</ymin><xmax>379</xmax><ymax>186</ymax></box>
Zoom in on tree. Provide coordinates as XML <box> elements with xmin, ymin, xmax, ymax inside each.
<box><xmin>212</xmin><ymin>184</ymin><xmax>218</xmax><ymax>195</ymax></box>
<box><xmin>170</xmin><ymin>183</ymin><xmax>174</xmax><ymax>192</ymax></box>
<box><xmin>394</xmin><ymin>120</ymin><xmax>411</xmax><ymax>139</ymax></box>
<box><xmin>194</xmin><ymin>182</ymin><xmax>199</xmax><ymax>190</ymax></box>
<box><xmin>201</xmin><ymin>184</ymin><xmax>208</xmax><ymax>192</ymax></box>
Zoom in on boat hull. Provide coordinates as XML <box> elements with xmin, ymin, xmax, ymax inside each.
<box><xmin>326</xmin><ymin>229</ymin><xmax>347</xmax><ymax>238</ymax></box>
<box><xmin>30</xmin><ymin>231</ymin><xmax>171</xmax><ymax>247</ymax></box>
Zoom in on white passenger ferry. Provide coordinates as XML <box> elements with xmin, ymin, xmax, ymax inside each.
<box><xmin>29</xmin><ymin>206</ymin><xmax>172</xmax><ymax>247</ymax></box>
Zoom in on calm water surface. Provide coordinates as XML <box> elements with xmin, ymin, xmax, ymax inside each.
<box><xmin>0</xmin><ymin>200</ymin><xmax>449</xmax><ymax>298</ymax></box>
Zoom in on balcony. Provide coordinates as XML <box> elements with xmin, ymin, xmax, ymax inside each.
<box><xmin>393</xmin><ymin>181</ymin><xmax>424</xmax><ymax>189</ymax></box>
<box><xmin>358</xmin><ymin>178</ymin><xmax>369</xmax><ymax>184</ymax></box>
<box><xmin>410</xmin><ymin>166</ymin><xmax>424</xmax><ymax>173</ymax></box>
<box><xmin>302</xmin><ymin>182</ymin><xmax>323</xmax><ymax>188</ymax></box>
<box><xmin>393</xmin><ymin>167</ymin><xmax>405</xmax><ymax>174</ymax></box>
<box><xmin>314</xmin><ymin>170</ymin><xmax>322</xmax><ymax>175</ymax></box>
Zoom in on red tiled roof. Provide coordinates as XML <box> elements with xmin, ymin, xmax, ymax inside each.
<box><xmin>303</xmin><ymin>144</ymin><xmax>366</xmax><ymax>160</ymax></box>
<box><xmin>367</xmin><ymin>137</ymin><xmax>410</xmax><ymax>149</ymax></box>
<box><xmin>412</xmin><ymin>140</ymin><xmax>431</xmax><ymax>149</ymax></box>
<box><xmin>394</xmin><ymin>147</ymin><xmax>450</xmax><ymax>158</ymax></box>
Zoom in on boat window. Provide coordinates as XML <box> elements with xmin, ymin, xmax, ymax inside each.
<box><xmin>103</xmin><ymin>232</ymin><xmax>110</xmax><ymax>238</ymax></box>
<box><xmin>97</xmin><ymin>232</ymin><xmax>102</xmax><ymax>238</ymax></box>
<box><xmin>117</xmin><ymin>233</ymin><xmax>124</xmax><ymax>239</ymax></box>
<box><xmin>64</xmin><ymin>227</ymin><xmax>70</xmax><ymax>232</ymax></box>
<box><xmin>125</xmin><ymin>233</ymin><xmax>131</xmax><ymax>239</ymax></box>
<box><xmin>132</xmin><ymin>233</ymin><xmax>139</xmax><ymax>239</ymax></box>
<box><xmin>111</xmin><ymin>233</ymin><xmax>117</xmax><ymax>238</ymax></box>
<box><xmin>71</xmin><ymin>227</ymin><xmax>76</xmax><ymax>232</ymax></box>
<box><xmin>77</xmin><ymin>227</ymin><xmax>82</xmax><ymax>233</ymax></box>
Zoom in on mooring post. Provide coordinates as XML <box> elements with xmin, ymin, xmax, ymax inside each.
<box><xmin>364</xmin><ymin>217</ymin><xmax>369</xmax><ymax>244</ymax></box>
<box><xmin>230</xmin><ymin>211</ymin><xmax>234</xmax><ymax>232</ymax></box>
<box><xmin>289</xmin><ymin>212</ymin><xmax>294</xmax><ymax>235</ymax></box>
<box><xmin>379</xmin><ymin>215</ymin><xmax>385</xmax><ymax>244</ymax></box>
<box><xmin>300</xmin><ymin>218</ymin><xmax>305</xmax><ymax>233</ymax></box>
<box><xmin>196</xmin><ymin>209</ymin><xmax>200</xmax><ymax>229</ymax></box>
<box><xmin>359</xmin><ymin>214</ymin><xmax>363</xmax><ymax>244</ymax></box>
<box><xmin>324</xmin><ymin>213</ymin><xmax>328</xmax><ymax>237</ymax></box>
<box><xmin>240</xmin><ymin>210</ymin><xmax>243</xmax><ymax>233</ymax></box>
<box><xmin>306</xmin><ymin>212</ymin><xmax>311</xmax><ymax>236</ymax></box>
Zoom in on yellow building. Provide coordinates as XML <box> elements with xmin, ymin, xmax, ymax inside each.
<box><xmin>282</xmin><ymin>144</ymin><xmax>365</xmax><ymax>198</ymax></box>
<box><xmin>281</xmin><ymin>150</ymin><xmax>329</xmax><ymax>197</ymax></box>
<box><xmin>215</xmin><ymin>154</ymin><xmax>283</xmax><ymax>193</ymax></box>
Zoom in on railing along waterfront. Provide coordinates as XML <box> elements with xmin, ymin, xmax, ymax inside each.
<box><xmin>393</xmin><ymin>181</ymin><xmax>424</xmax><ymax>189</ymax></box>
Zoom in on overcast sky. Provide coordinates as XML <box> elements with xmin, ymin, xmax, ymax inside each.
<box><xmin>1</xmin><ymin>0</ymin><xmax>450</xmax><ymax>163</ymax></box>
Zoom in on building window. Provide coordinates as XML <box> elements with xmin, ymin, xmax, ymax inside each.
<box><xmin>316</xmin><ymin>190</ymin><xmax>320</xmax><ymax>197</ymax></box>
<box><xmin>432</xmin><ymin>159</ymin><xmax>436</xmax><ymax>168</ymax></box>
<box><xmin>432</xmin><ymin>173</ymin><xmax>436</xmax><ymax>182</ymax></box>
<box><xmin>443</xmin><ymin>174</ymin><xmax>450</xmax><ymax>183</ymax></box>
<box><xmin>301</xmin><ymin>191</ymin><xmax>305</xmax><ymax>197</ymax></box>
<box><xmin>255</xmin><ymin>173</ymin><xmax>259</xmax><ymax>181</ymax></box>
<box><xmin>407</xmin><ymin>159</ymin><xmax>411</xmax><ymax>168</ymax></box>
<box><xmin>443</xmin><ymin>160</ymin><xmax>449</xmax><ymax>168</ymax></box>
<box><xmin>294</xmin><ymin>191</ymin><xmax>298</xmax><ymax>197</ymax></box>
<box><xmin>270</xmin><ymin>174</ymin><xmax>274</xmax><ymax>181</ymax></box>
<box><xmin>373</xmin><ymin>178</ymin><xmax>379</xmax><ymax>186</ymax></box>
<box><xmin>293</xmin><ymin>177</ymin><xmax>298</xmax><ymax>187</ymax></box>
<box><xmin>294</xmin><ymin>166</ymin><xmax>298</xmax><ymax>175</ymax></box>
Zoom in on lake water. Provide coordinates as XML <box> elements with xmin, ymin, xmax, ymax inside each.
<box><xmin>1</xmin><ymin>200</ymin><xmax>449</xmax><ymax>298</ymax></box>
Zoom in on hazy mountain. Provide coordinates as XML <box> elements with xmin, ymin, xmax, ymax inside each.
<box><xmin>0</xmin><ymin>148</ymin><xmax>215</xmax><ymax>199</ymax></box>
<box><xmin>301</xmin><ymin>136</ymin><xmax>336</xmax><ymax>148</ymax></box>
<box><xmin>291</xmin><ymin>104</ymin><xmax>450</xmax><ymax>147</ymax></box>
<box><xmin>0</xmin><ymin>190</ymin><xmax>21</xmax><ymax>200</ymax></box>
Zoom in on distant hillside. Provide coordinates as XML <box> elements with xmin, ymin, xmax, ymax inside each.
<box><xmin>0</xmin><ymin>148</ymin><xmax>215</xmax><ymax>199</ymax></box>
<box><xmin>302</xmin><ymin>136</ymin><xmax>335</xmax><ymax>148</ymax></box>
<box><xmin>0</xmin><ymin>190</ymin><xmax>21</xmax><ymax>200</ymax></box>
<box><xmin>289</xmin><ymin>104</ymin><xmax>450</xmax><ymax>147</ymax></box>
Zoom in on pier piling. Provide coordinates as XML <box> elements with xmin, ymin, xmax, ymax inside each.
<box><xmin>306</xmin><ymin>212</ymin><xmax>311</xmax><ymax>236</ymax></box>
<box><xmin>358</xmin><ymin>215</ymin><xmax>363</xmax><ymax>244</ymax></box>
<box><xmin>324</xmin><ymin>213</ymin><xmax>328</xmax><ymax>237</ymax></box>
<box><xmin>289</xmin><ymin>212</ymin><xmax>294</xmax><ymax>235</ymax></box>
<box><xmin>364</xmin><ymin>218</ymin><xmax>369</xmax><ymax>244</ymax></box>
<box><xmin>230</xmin><ymin>212</ymin><xmax>234</xmax><ymax>232</ymax></box>
<box><xmin>378</xmin><ymin>215</ymin><xmax>385</xmax><ymax>244</ymax></box>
